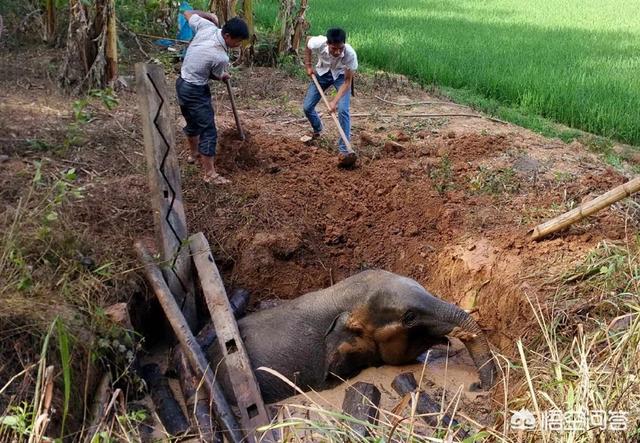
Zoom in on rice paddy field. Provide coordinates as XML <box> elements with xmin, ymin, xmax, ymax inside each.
<box><xmin>256</xmin><ymin>0</ymin><xmax>640</xmax><ymax>146</ymax></box>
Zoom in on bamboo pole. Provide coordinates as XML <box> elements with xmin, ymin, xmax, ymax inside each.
<box><xmin>530</xmin><ymin>176</ymin><xmax>640</xmax><ymax>241</ymax></box>
<box><xmin>135</xmin><ymin>241</ymin><xmax>244</xmax><ymax>443</ymax></box>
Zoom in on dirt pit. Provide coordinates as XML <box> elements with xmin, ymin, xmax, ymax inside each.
<box><xmin>1</xmin><ymin>48</ymin><xmax>637</xmax><ymax>437</ymax></box>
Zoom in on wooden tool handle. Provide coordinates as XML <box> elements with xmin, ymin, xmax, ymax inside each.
<box><xmin>311</xmin><ymin>74</ymin><xmax>353</xmax><ymax>153</ymax></box>
<box><xmin>225</xmin><ymin>78</ymin><xmax>246</xmax><ymax>141</ymax></box>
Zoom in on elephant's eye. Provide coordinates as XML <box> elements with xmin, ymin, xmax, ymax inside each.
<box><xmin>402</xmin><ymin>310</ymin><xmax>417</xmax><ymax>326</ymax></box>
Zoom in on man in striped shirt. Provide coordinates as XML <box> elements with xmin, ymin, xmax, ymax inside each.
<box><xmin>176</xmin><ymin>11</ymin><xmax>249</xmax><ymax>184</ymax></box>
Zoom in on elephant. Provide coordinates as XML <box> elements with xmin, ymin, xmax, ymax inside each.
<box><xmin>206</xmin><ymin>269</ymin><xmax>499</xmax><ymax>404</ymax></box>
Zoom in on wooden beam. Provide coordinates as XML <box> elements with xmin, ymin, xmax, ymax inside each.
<box><xmin>189</xmin><ymin>232</ymin><xmax>277</xmax><ymax>442</ymax></box>
<box><xmin>341</xmin><ymin>382</ymin><xmax>381</xmax><ymax>438</ymax></box>
<box><xmin>531</xmin><ymin>176</ymin><xmax>640</xmax><ymax>241</ymax></box>
<box><xmin>135</xmin><ymin>241</ymin><xmax>244</xmax><ymax>443</ymax></box>
<box><xmin>135</xmin><ymin>63</ymin><xmax>197</xmax><ymax>330</ymax></box>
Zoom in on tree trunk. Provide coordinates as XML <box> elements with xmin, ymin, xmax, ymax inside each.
<box><xmin>277</xmin><ymin>0</ymin><xmax>295</xmax><ymax>53</ymax></box>
<box><xmin>209</xmin><ymin>0</ymin><xmax>233</xmax><ymax>24</ymax></box>
<box><xmin>58</xmin><ymin>0</ymin><xmax>117</xmax><ymax>93</ymax></box>
<box><xmin>105</xmin><ymin>0</ymin><xmax>118</xmax><ymax>84</ymax></box>
<box><xmin>44</xmin><ymin>0</ymin><xmax>57</xmax><ymax>44</ymax></box>
<box><xmin>238</xmin><ymin>0</ymin><xmax>255</xmax><ymax>63</ymax></box>
<box><xmin>290</xmin><ymin>0</ymin><xmax>309</xmax><ymax>54</ymax></box>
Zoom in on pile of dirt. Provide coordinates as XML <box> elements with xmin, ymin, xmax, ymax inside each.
<box><xmin>175</xmin><ymin>75</ymin><xmax>631</xmax><ymax>356</ymax></box>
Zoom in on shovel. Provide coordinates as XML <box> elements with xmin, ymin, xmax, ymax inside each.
<box><xmin>311</xmin><ymin>73</ymin><xmax>355</xmax><ymax>155</ymax></box>
<box><xmin>224</xmin><ymin>78</ymin><xmax>245</xmax><ymax>141</ymax></box>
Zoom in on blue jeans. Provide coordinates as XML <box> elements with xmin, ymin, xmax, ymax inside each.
<box><xmin>176</xmin><ymin>77</ymin><xmax>217</xmax><ymax>157</ymax></box>
<box><xmin>303</xmin><ymin>71</ymin><xmax>351</xmax><ymax>154</ymax></box>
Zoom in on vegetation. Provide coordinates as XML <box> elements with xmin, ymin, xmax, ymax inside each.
<box><xmin>256</xmin><ymin>0</ymin><xmax>640</xmax><ymax>146</ymax></box>
<box><xmin>510</xmin><ymin>240</ymin><xmax>640</xmax><ymax>442</ymax></box>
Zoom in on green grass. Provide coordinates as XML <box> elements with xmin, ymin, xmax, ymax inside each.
<box><xmin>256</xmin><ymin>0</ymin><xmax>640</xmax><ymax>146</ymax></box>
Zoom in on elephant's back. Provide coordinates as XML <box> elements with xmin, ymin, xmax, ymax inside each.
<box><xmin>236</xmin><ymin>303</ymin><xmax>330</xmax><ymax>402</ymax></box>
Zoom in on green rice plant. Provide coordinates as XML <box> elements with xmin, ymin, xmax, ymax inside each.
<box><xmin>256</xmin><ymin>0</ymin><xmax>640</xmax><ymax>145</ymax></box>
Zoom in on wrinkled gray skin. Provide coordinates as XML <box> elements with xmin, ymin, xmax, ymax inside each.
<box><xmin>207</xmin><ymin>270</ymin><xmax>498</xmax><ymax>403</ymax></box>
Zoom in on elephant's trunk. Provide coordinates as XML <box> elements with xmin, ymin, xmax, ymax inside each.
<box><xmin>437</xmin><ymin>302</ymin><xmax>498</xmax><ymax>389</ymax></box>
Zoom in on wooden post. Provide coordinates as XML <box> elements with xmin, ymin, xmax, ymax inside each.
<box><xmin>530</xmin><ymin>176</ymin><xmax>640</xmax><ymax>241</ymax></box>
<box><xmin>135</xmin><ymin>241</ymin><xmax>245</xmax><ymax>443</ymax></box>
<box><xmin>135</xmin><ymin>63</ymin><xmax>197</xmax><ymax>330</ymax></box>
<box><xmin>189</xmin><ymin>232</ymin><xmax>277</xmax><ymax>443</ymax></box>
<box><xmin>341</xmin><ymin>382</ymin><xmax>381</xmax><ymax>438</ymax></box>
<box><xmin>391</xmin><ymin>372</ymin><xmax>467</xmax><ymax>437</ymax></box>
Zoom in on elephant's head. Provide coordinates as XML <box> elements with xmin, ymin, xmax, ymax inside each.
<box><xmin>324</xmin><ymin>271</ymin><xmax>498</xmax><ymax>389</ymax></box>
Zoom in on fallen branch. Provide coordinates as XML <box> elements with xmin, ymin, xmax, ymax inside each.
<box><xmin>83</xmin><ymin>373</ymin><xmax>112</xmax><ymax>443</ymax></box>
<box><xmin>135</xmin><ymin>241</ymin><xmax>244</xmax><ymax>443</ymax></box>
<box><xmin>134</xmin><ymin>32</ymin><xmax>190</xmax><ymax>44</ymax></box>
<box><xmin>117</xmin><ymin>18</ymin><xmax>149</xmax><ymax>58</ymax></box>
<box><xmin>530</xmin><ymin>176</ymin><xmax>640</xmax><ymax>241</ymax></box>
<box><xmin>351</xmin><ymin>112</ymin><xmax>508</xmax><ymax>124</ymax></box>
<box><xmin>374</xmin><ymin>95</ymin><xmax>454</xmax><ymax>107</ymax></box>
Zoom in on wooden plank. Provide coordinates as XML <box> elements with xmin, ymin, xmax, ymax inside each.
<box><xmin>341</xmin><ymin>382</ymin><xmax>381</xmax><ymax>438</ymax></box>
<box><xmin>189</xmin><ymin>232</ymin><xmax>277</xmax><ymax>443</ymax></box>
<box><xmin>134</xmin><ymin>62</ymin><xmax>196</xmax><ymax>329</ymax></box>
<box><xmin>135</xmin><ymin>241</ymin><xmax>245</xmax><ymax>443</ymax></box>
<box><xmin>530</xmin><ymin>176</ymin><xmax>640</xmax><ymax>240</ymax></box>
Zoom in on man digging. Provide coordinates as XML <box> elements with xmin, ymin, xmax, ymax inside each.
<box><xmin>303</xmin><ymin>27</ymin><xmax>358</xmax><ymax>168</ymax></box>
<box><xmin>176</xmin><ymin>11</ymin><xmax>249</xmax><ymax>184</ymax></box>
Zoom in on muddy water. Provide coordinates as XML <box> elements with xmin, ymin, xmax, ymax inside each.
<box><xmin>275</xmin><ymin>339</ymin><xmax>494</xmax><ymax>430</ymax></box>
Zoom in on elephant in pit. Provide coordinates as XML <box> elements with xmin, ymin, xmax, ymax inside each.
<box><xmin>206</xmin><ymin>269</ymin><xmax>499</xmax><ymax>403</ymax></box>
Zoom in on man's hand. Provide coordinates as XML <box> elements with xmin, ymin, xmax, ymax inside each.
<box><xmin>328</xmin><ymin>99</ymin><xmax>338</xmax><ymax>114</ymax></box>
<box><xmin>220</xmin><ymin>72</ymin><xmax>231</xmax><ymax>82</ymax></box>
<box><xmin>306</xmin><ymin>65</ymin><xmax>314</xmax><ymax>77</ymax></box>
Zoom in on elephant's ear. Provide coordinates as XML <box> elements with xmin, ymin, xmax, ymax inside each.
<box><xmin>324</xmin><ymin>312</ymin><xmax>378</xmax><ymax>382</ymax></box>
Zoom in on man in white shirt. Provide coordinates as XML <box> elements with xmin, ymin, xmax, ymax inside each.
<box><xmin>304</xmin><ymin>28</ymin><xmax>358</xmax><ymax>167</ymax></box>
<box><xmin>176</xmin><ymin>12</ymin><xmax>249</xmax><ymax>184</ymax></box>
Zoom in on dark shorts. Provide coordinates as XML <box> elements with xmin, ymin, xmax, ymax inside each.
<box><xmin>175</xmin><ymin>77</ymin><xmax>217</xmax><ymax>157</ymax></box>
